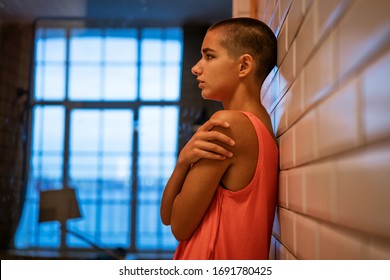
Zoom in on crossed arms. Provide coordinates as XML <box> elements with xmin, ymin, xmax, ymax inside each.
<box><xmin>160</xmin><ymin>111</ymin><xmax>236</xmax><ymax>241</ymax></box>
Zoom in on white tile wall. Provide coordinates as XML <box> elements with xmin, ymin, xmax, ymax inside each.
<box><xmin>295</xmin><ymin>213</ymin><xmax>319</xmax><ymax>259</ymax></box>
<box><xmin>304</xmin><ymin>32</ymin><xmax>335</xmax><ymax>108</ymax></box>
<box><xmin>286</xmin><ymin>167</ymin><xmax>305</xmax><ymax>213</ymax></box>
<box><xmin>294</xmin><ymin>109</ymin><xmax>316</xmax><ymax>165</ymax></box>
<box><xmin>279</xmin><ymin>125</ymin><xmax>295</xmax><ymax>169</ymax></box>
<box><xmin>232</xmin><ymin>0</ymin><xmax>249</xmax><ymax>18</ymax></box>
<box><xmin>361</xmin><ymin>49</ymin><xmax>390</xmax><ymax>142</ymax></box>
<box><xmin>336</xmin><ymin>141</ymin><xmax>390</xmax><ymax>239</ymax></box>
<box><xmin>336</xmin><ymin>0</ymin><xmax>390</xmax><ymax>80</ymax></box>
<box><xmin>279</xmin><ymin>40</ymin><xmax>295</xmax><ymax>94</ymax></box>
<box><xmin>233</xmin><ymin>0</ymin><xmax>390</xmax><ymax>259</ymax></box>
<box><xmin>318</xmin><ymin>222</ymin><xmax>364</xmax><ymax>259</ymax></box>
<box><xmin>285</xmin><ymin>71</ymin><xmax>304</xmax><ymax>128</ymax></box>
<box><xmin>317</xmin><ymin>79</ymin><xmax>360</xmax><ymax>157</ymax></box>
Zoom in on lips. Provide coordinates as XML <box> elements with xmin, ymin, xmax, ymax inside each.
<box><xmin>197</xmin><ymin>79</ymin><xmax>205</xmax><ymax>88</ymax></box>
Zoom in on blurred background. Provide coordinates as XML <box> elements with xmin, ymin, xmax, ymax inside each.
<box><xmin>1</xmin><ymin>0</ymin><xmax>389</xmax><ymax>260</ymax></box>
<box><xmin>0</xmin><ymin>0</ymin><xmax>231</xmax><ymax>260</ymax></box>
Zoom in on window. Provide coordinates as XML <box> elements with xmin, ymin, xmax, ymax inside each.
<box><xmin>15</xmin><ymin>23</ymin><xmax>182</xmax><ymax>254</ymax></box>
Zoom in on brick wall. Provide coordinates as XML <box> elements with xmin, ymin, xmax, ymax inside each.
<box><xmin>233</xmin><ymin>0</ymin><xmax>390</xmax><ymax>259</ymax></box>
<box><xmin>0</xmin><ymin>22</ymin><xmax>33</xmax><ymax>250</ymax></box>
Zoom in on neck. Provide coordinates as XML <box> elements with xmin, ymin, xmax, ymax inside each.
<box><xmin>221</xmin><ymin>82</ymin><xmax>262</xmax><ymax>112</ymax></box>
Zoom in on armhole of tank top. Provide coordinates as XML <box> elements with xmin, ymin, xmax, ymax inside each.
<box><xmin>218</xmin><ymin>112</ymin><xmax>263</xmax><ymax>197</ymax></box>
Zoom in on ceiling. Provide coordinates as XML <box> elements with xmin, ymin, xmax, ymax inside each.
<box><xmin>0</xmin><ymin>0</ymin><xmax>232</xmax><ymax>26</ymax></box>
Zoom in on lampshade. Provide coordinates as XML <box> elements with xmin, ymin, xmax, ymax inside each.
<box><xmin>39</xmin><ymin>187</ymin><xmax>81</xmax><ymax>223</ymax></box>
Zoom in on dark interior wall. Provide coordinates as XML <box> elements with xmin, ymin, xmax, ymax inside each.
<box><xmin>178</xmin><ymin>23</ymin><xmax>223</xmax><ymax>151</ymax></box>
<box><xmin>0</xmin><ymin>22</ymin><xmax>33</xmax><ymax>251</ymax></box>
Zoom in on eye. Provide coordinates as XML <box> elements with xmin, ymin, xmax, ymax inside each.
<box><xmin>205</xmin><ymin>54</ymin><xmax>214</xmax><ymax>60</ymax></box>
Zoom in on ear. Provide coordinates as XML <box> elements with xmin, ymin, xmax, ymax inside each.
<box><xmin>238</xmin><ymin>54</ymin><xmax>254</xmax><ymax>78</ymax></box>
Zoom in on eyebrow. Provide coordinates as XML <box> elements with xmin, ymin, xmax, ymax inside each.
<box><xmin>202</xmin><ymin>47</ymin><xmax>216</xmax><ymax>54</ymax></box>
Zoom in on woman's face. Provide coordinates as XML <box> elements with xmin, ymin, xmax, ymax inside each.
<box><xmin>191</xmin><ymin>30</ymin><xmax>240</xmax><ymax>102</ymax></box>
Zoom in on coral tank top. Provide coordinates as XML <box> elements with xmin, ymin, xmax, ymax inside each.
<box><xmin>173</xmin><ymin>111</ymin><xmax>279</xmax><ymax>260</ymax></box>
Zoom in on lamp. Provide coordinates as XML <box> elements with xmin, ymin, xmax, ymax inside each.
<box><xmin>39</xmin><ymin>187</ymin><xmax>123</xmax><ymax>260</ymax></box>
<box><xmin>39</xmin><ymin>187</ymin><xmax>81</xmax><ymax>223</ymax></box>
<box><xmin>39</xmin><ymin>187</ymin><xmax>81</xmax><ymax>258</ymax></box>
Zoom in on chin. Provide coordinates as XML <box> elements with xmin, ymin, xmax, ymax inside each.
<box><xmin>201</xmin><ymin>92</ymin><xmax>221</xmax><ymax>102</ymax></box>
<box><xmin>200</xmin><ymin>92</ymin><xmax>208</xmax><ymax>100</ymax></box>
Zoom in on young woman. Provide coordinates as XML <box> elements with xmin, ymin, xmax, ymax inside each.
<box><xmin>161</xmin><ymin>17</ymin><xmax>278</xmax><ymax>260</ymax></box>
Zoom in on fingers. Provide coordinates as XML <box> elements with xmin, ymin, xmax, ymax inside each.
<box><xmin>180</xmin><ymin>117</ymin><xmax>235</xmax><ymax>164</ymax></box>
<box><xmin>197</xmin><ymin>152</ymin><xmax>229</xmax><ymax>160</ymax></box>
<box><xmin>195</xmin><ymin>130</ymin><xmax>235</xmax><ymax>147</ymax></box>
<box><xmin>196</xmin><ymin>118</ymin><xmax>235</xmax><ymax>146</ymax></box>
<box><xmin>195</xmin><ymin>141</ymin><xmax>233</xmax><ymax>158</ymax></box>
<box><xmin>177</xmin><ymin>141</ymin><xmax>230</xmax><ymax>166</ymax></box>
<box><xmin>198</xmin><ymin>118</ymin><xmax>230</xmax><ymax>132</ymax></box>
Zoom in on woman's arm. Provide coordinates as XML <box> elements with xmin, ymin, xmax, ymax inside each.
<box><xmin>169</xmin><ymin>110</ymin><xmax>249</xmax><ymax>241</ymax></box>
<box><xmin>168</xmin><ymin>110</ymin><xmax>258</xmax><ymax>241</ymax></box>
<box><xmin>170</xmin><ymin>151</ymin><xmax>232</xmax><ymax>240</ymax></box>
<box><xmin>160</xmin><ymin>117</ymin><xmax>235</xmax><ymax>226</ymax></box>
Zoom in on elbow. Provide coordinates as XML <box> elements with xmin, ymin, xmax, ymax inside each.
<box><xmin>160</xmin><ymin>204</ymin><xmax>172</xmax><ymax>226</ymax></box>
<box><xmin>160</xmin><ymin>213</ymin><xmax>191</xmax><ymax>241</ymax></box>
<box><xmin>160</xmin><ymin>212</ymin><xmax>171</xmax><ymax>226</ymax></box>
<box><xmin>160</xmin><ymin>215</ymin><xmax>191</xmax><ymax>241</ymax></box>
<box><xmin>161</xmin><ymin>218</ymin><xmax>170</xmax><ymax>226</ymax></box>
<box><xmin>171</xmin><ymin>223</ymin><xmax>193</xmax><ymax>242</ymax></box>
<box><xmin>170</xmin><ymin>209</ymin><xmax>197</xmax><ymax>241</ymax></box>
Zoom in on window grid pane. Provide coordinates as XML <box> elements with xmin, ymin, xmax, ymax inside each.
<box><xmin>140</xmin><ymin>28</ymin><xmax>182</xmax><ymax>101</ymax></box>
<box><xmin>16</xmin><ymin>24</ymin><xmax>181</xmax><ymax>254</ymax></box>
<box><xmin>68</xmin><ymin>109</ymin><xmax>133</xmax><ymax>248</ymax></box>
<box><xmin>137</xmin><ymin>106</ymin><xmax>178</xmax><ymax>250</ymax></box>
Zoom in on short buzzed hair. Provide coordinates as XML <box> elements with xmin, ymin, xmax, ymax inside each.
<box><xmin>208</xmin><ymin>17</ymin><xmax>277</xmax><ymax>83</ymax></box>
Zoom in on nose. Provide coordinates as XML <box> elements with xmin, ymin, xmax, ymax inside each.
<box><xmin>191</xmin><ymin>60</ymin><xmax>202</xmax><ymax>76</ymax></box>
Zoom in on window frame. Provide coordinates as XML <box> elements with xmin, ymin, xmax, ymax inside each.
<box><xmin>18</xmin><ymin>19</ymin><xmax>182</xmax><ymax>256</ymax></box>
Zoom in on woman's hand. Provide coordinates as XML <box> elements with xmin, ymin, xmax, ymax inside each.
<box><xmin>177</xmin><ymin>118</ymin><xmax>235</xmax><ymax>166</ymax></box>
<box><xmin>161</xmin><ymin>117</ymin><xmax>235</xmax><ymax>226</ymax></box>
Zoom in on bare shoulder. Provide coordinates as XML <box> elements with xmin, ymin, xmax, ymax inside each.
<box><xmin>209</xmin><ymin>110</ymin><xmax>257</xmax><ymax>157</ymax></box>
<box><xmin>210</xmin><ymin>110</ymin><xmax>246</xmax><ymax>122</ymax></box>
<box><xmin>210</xmin><ymin>110</ymin><xmax>254</xmax><ymax>131</ymax></box>
<box><xmin>209</xmin><ymin>110</ymin><xmax>259</xmax><ymax>191</ymax></box>
<box><xmin>210</xmin><ymin>110</ymin><xmax>255</xmax><ymax>139</ymax></box>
